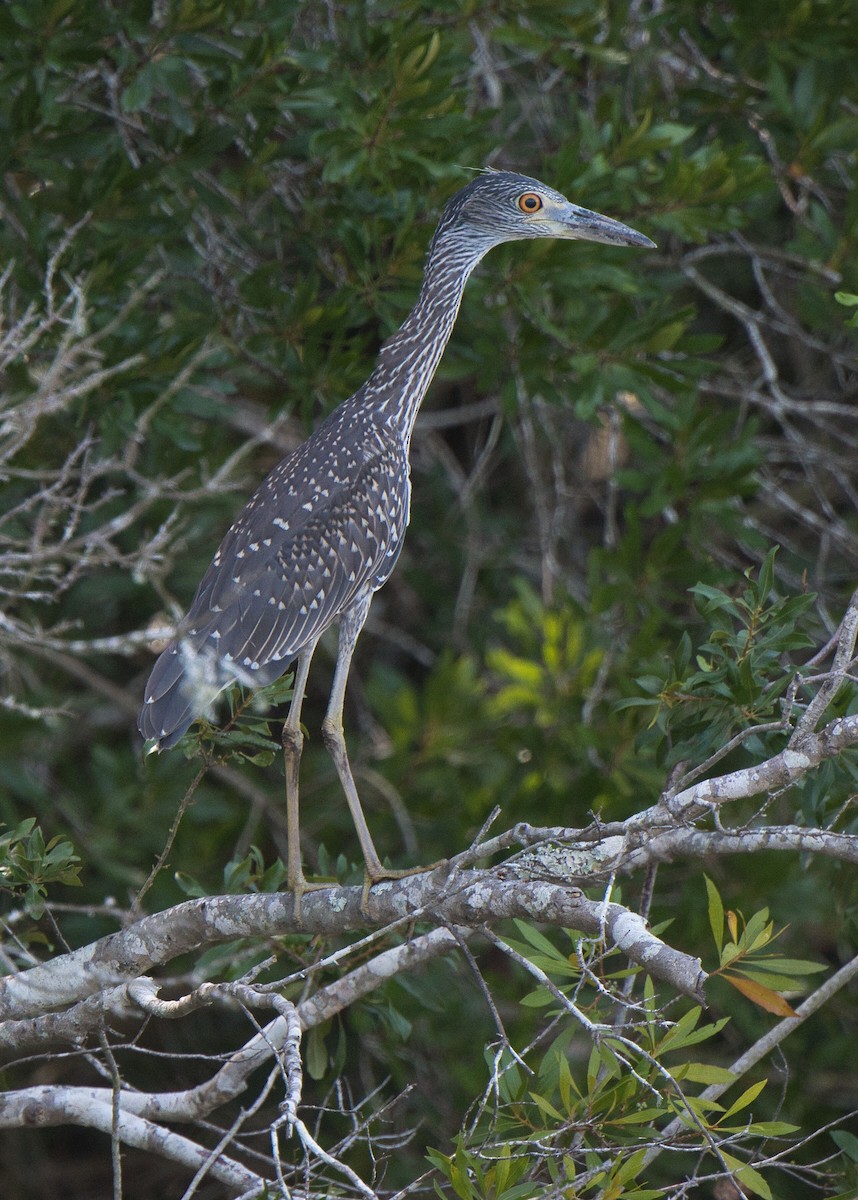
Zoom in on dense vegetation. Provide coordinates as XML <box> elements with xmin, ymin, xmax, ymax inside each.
<box><xmin>0</xmin><ymin>1</ymin><xmax>856</xmax><ymax>1197</ymax></box>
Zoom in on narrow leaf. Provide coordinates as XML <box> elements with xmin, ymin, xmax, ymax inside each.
<box><xmin>722</xmin><ymin>1078</ymin><xmax>766</xmax><ymax>1120</ymax></box>
<box><xmin>704</xmin><ymin>874</ymin><xmax>724</xmax><ymax>955</ymax></box>
<box><xmin>719</xmin><ymin>1151</ymin><xmax>772</xmax><ymax>1200</ymax></box>
<box><xmin>725</xmin><ymin>974</ymin><xmax>799</xmax><ymax>1016</ymax></box>
<box><xmin>675</xmin><ymin>1063</ymin><xmax>736</xmax><ymax>1085</ymax></box>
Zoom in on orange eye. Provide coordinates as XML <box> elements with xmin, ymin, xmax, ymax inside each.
<box><xmin>517</xmin><ymin>192</ymin><xmax>543</xmax><ymax>213</ymax></box>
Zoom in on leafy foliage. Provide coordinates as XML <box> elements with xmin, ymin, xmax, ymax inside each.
<box><xmin>624</xmin><ymin>549</ymin><xmax>817</xmax><ymax>765</ymax></box>
<box><xmin>705</xmin><ymin>876</ymin><xmax>827</xmax><ymax>1016</ymax></box>
<box><xmin>0</xmin><ymin>820</ymin><xmax>81</xmax><ymax>920</ymax></box>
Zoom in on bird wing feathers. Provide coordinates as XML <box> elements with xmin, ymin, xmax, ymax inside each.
<box><xmin>139</xmin><ymin>419</ymin><xmax>409</xmax><ymax>746</ymax></box>
<box><xmin>192</xmin><ymin>441</ymin><xmax>408</xmax><ymax>665</ymax></box>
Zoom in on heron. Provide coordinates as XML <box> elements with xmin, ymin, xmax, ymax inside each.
<box><xmin>139</xmin><ymin>170</ymin><xmax>654</xmax><ymax>903</ymax></box>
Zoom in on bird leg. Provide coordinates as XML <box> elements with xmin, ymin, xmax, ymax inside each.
<box><xmin>320</xmin><ymin>594</ymin><xmax>388</xmax><ymax>891</ymax></box>
<box><xmin>282</xmin><ymin>642</ymin><xmax>328</xmax><ymax>918</ymax></box>
<box><xmin>320</xmin><ymin>595</ymin><xmax>443</xmax><ymax>911</ymax></box>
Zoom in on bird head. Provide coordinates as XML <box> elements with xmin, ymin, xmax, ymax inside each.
<box><xmin>436</xmin><ymin>170</ymin><xmax>655</xmax><ymax>252</ymax></box>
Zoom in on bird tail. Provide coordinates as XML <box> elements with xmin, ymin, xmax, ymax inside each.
<box><xmin>139</xmin><ymin>630</ymin><xmax>289</xmax><ymax>751</ymax></box>
<box><xmin>138</xmin><ymin>636</ymin><xmax>223</xmax><ymax>750</ymax></box>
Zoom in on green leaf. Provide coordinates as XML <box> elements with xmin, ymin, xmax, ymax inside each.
<box><xmin>611</xmin><ymin>1107</ymin><xmax>669</xmax><ymax>1125</ymax></box>
<box><xmin>721</xmin><ymin>1079</ymin><xmax>767</xmax><ymax>1120</ymax></box>
<box><xmin>752</xmin><ymin>958</ymin><xmax>826</xmax><ymax>975</ymax></box>
<box><xmin>520</xmin><ymin>987</ymin><xmax>555</xmax><ymax>1008</ymax></box>
<box><xmin>659</xmin><ymin>1008</ymin><xmax>730</xmax><ymax>1054</ymax></box>
<box><xmin>173</xmin><ymin>871</ymin><xmax>208</xmax><ymax>898</ymax></box>
<box><xmin>704</xmin><ymin>875</ymin><xmax>724</xmax><ymax>955</ymax></box>
<box><xmin>738</xmin><ymin>1121</ymin><xmax>800</xmax><ymax>1136</ymax></box>
<box><xmin>742</xmin><ymin>907</ymin><xmax>773</xmax><ymax>951</ymax></box>
<box><xmin>511</xmin><ymin>919</ymin><xmax>566</xmax><ymax>959</ymax></box>
<box><xmin>121</xmin><ymin>66</ymin><xmax>154</xmax><ymax>112</ymax></box>
<box><xmin>832</xmin><ymin>1130</ymin><xmax>858</xmax><ymax>1162</ymax></box>
<box><xmin>718</xmin><ymin>1151</ymin><xmax>772</xmax><ymax>1200</ymax></box>
<box><xmin>613</xmin><ymin>1147</ymin><xmax>647</xmax><ymax>1185</ymax></box>
<box><xmin>674</xmin><ymin>1063</ymin><xmax>736</xmax><ymax>1086</ymax></box>
<box><xmin>730</xmin><ymin>966</ymin><xmax>813</xmax><ymax>992</ymax></box>
<box><xmin>305</xmin><ymin>1024</ymin><xmax>329</xmax><ymax>1081</ymax></box>
<box><xmin>529</xmin><ymin>1091</ymin><xmax>565</xmax><ymax>1122</ymax></box>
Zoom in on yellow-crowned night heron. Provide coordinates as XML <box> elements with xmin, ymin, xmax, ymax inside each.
<box><xmin>140</xmin><ymin>171</ymin><xmax>654</xmax><ymax>899</ymax></box>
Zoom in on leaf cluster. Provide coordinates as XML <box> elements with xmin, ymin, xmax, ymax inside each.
<box><xmin>626</xmin><ymin>549</ymin><xmax>816</xmax><ymax>765</ymax></box>
<box><xmin>0</xmin><ymin>818</ymin><xmax>81</xmax><ymax>920</ymax></box>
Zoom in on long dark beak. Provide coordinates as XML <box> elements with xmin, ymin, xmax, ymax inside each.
<box><xmin>552</xmin><ymin>202</ymin><xmax>656</xmax><ymax>249</ymax></box>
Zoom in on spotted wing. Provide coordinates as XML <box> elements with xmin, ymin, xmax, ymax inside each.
<box><xmin>139</xmin><ymin>422</ymin><xmax>409</xmax><ymax>747</ymax></box>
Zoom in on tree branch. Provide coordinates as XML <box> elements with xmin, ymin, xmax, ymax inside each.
<box><xmin>0</xmin><ymin>1086</ymin><xmax>263</xmax><ymax>1192</ymax></box>
<box><xmin>0</xmin><ymin>873</ymin><xmax>707</xmax><ymax>1023</ymax></box>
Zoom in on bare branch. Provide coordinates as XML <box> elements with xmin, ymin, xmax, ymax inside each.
<box><xmin>0</xmin><ymin>1085</ymin><xmax>263</xmax><ymax>1191</ymax></box>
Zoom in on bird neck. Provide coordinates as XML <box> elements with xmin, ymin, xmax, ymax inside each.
<box><xmin>365</xmin><ymin>230</ymin><xmax>493</xmax><ymax>439</ymax></box>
